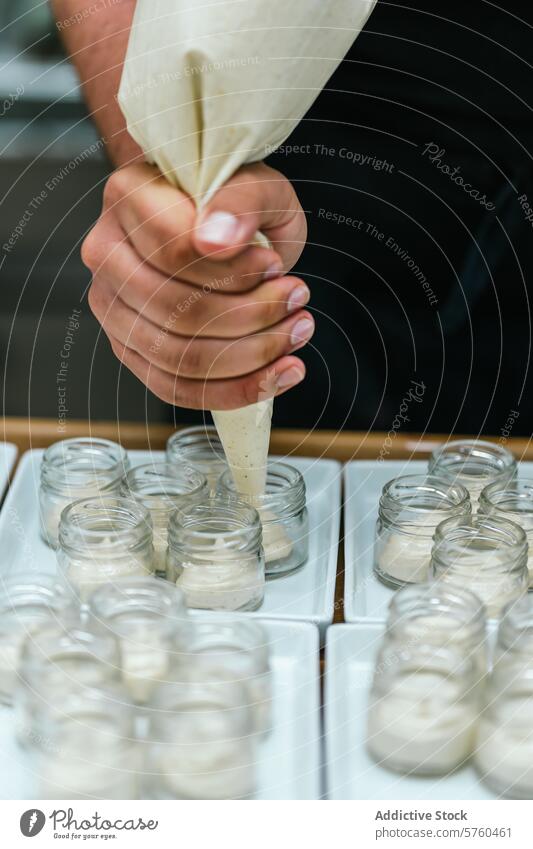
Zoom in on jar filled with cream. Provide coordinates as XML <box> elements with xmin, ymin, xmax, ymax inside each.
<box><xmin>374</xmin><ymin>475</ymin><xmax>471</xmax><ymax>588</ymax></box>
<box><xmin>31</xmin><ymin>684</ymin><xmax>138</xmax><ymax>799</ymax></box>
<box><xmin>474</xmin><ymin>661</ymin><xmax>533</xmax><ymax>799</ymax></box>
<box><xmin>57</xmin><ymin>495</ymin><xmax>155</xmax><ymax>601</ymax></box>
<box><xmin>217</xmin><ymin>461</ymin><xmax>308</xmax><ymax>577</ymax></box>
<box><xmin>39</xmin><ymin>438</ymin><xmax>129</xmax><ymax>548</ymax></box>
<box><xmin>367</xmin><ymin>643</ymin><xmax>479</xmax><ymax>775</ymax></box>
<box><xmin>121</xmin><ymin>462</ymin><xmax>208</xmax><ymax>576</ymax></box>
<box><xmin>428</xmin><ymin>439</ymin><xmax>517</xmax><ymax>506</ymax></box>
<box><xmin>167</xmin><ymin>498</ymin><xmax>265</xmax><ymax>612</ymax></box>
<box><xmin>430</xmin><ymin>514</ymin><xmax>529</xmax><ymax>617</ymax></box>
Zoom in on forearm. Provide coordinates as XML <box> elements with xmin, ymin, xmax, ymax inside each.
<box><xmin>52</xmin><ymin>0</ymin><xmax>141</xmax><ymax>167</ymax></box>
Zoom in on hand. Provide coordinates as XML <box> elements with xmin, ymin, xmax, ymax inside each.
<box><xmin>82</xmin><ymin>161</ymin><xmax>312</xmax><ymax>409</ymax></box>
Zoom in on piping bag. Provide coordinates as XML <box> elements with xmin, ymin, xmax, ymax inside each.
<box><xmin>118</xmin><ymin>0</ymin><xmax>376</xmax><ymax>497</ymax></box>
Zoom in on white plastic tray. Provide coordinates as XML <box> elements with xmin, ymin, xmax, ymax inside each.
<box><xmin>343</xmin><ymin>459</ymin><xmax>533</xmax><ymax>623</ymax></box>
<box><xmin>324</xmin><ymin>623</ymin><xmax>494</xmax><ymax>800</ymax></box>
<box><xmin>0</xmin><ymin>443</ymin><xmax>17</xmax><ymax>498</ymax></box>
<box><xmin>0</xmin><ymin>450</ymin><xmax>341</xmax><ymax>635</ymax></box>
<box><xmin>0</xmin><ymin>618</ymin><xmax>321</xmax><ymax>800</ymax></box>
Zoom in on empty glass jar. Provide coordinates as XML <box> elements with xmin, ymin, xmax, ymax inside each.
<box><xmin>39</xmin><ymin>438</ymin><xmax>129</xmax><ymax>548</ymax></box>
<box><xmin>144</xmin><ymin>679</ymin><xmax>256</xmax><ymax>799</ymax></box>
<box><xmin>217</xmin><ymin>461</ymin><xmax>308</xmax><ymax>577</ymax></box>
<box><xmin>475</xmin><ymin>662</ymin><xmax>533</xmax><ymax>799</ymax></box>
<box><xmin>367</xmin><ymin>643</ymin><xmax>478</xmax><ymax>775</ymax></box>
<box><xmin>385</xmin><ymin>581</ymin><xmax>488</xmax><ymax>678</ymax></box>
<box><xmin>0</xmin><ymin>574</ymin><xmax>74</xmax><ymax>705</ymax></box>
<box><xmin>170</xmin><ymin>615</ymin><xmax>272</xmax><ymax>736</ymax></box>
<box><xmin>167</xmin><ymin>498</ymin><xmax>265</xmax><ymax>611</ymax></box>
<box><xmin>57</xmin><ymin>495</ymin><xmax>155</xmax><ymax>601</ymax></box>
<box><xmin>166</xmin><ymin>425</ymin><xmax>227</xmax><ymax>492</ymax></box>
<box><xmin>30</xmin><ymin>684</ymin><xmax>138</xmax><ymax>799</ymax></box>
<box><xmin>428</xmin><ymin>439</ymin><xmax>517</xmax><ymax>505</ymax></box>
<box><xmin>374</xmin><ymin>475</ymin><xmax>471</xmax><ymax>588</ymax></box>
<box><xmin>479</xmin><ymin>479</ymin><xmax>533</xmax><ymax>586</ymax></box>
<box><xmin>88</xmin><ymin>576</ymin><xmax>189</xmax><ymax>705</ymax></box>
<box><xmin>121</xmin><ymin>462</ymin><xmax>208</xmax><ymax>576</ymax></box>
<box><xmin>430</xmin><ymin>514</ymin><xmax>529</xmax><ymax>617</ymax></box>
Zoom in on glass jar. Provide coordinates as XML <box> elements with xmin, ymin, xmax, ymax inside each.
<box><xmin>428</xmin><ymin>439</ymin><xmax>517</xmax><ymax>506</ymax></box>
<box><xmin>57</xmin><ymin>495</ymin><xmax>155</xmax><ymax>602</ymax></box>
<box><xmin>121</xmin><ymin>462</ymin><xmax>208</xmax><ymax>576</ymax></box>
<box><xmin>39</xmin><ymin>438</ymin><xmax>129</xmax><ymax>548</ymax></box>
<box><xmin>367</xmin><ymin>643</ymin><xmax>478</xmax><ymax>775</ymax></box>
<box><xmin>144</xmin><ymin>679</ymin><xmax>256</xmax><ymax>799</ymax></box>
<box><xmin>30</xmin><ymin>684</ymin><xmax>138</xmax><ymax>800</ymax></box>
<box><xmin>385</xmin><ymin>582</ymin><xmax>488</xmax><ymax>678</ymax></box>
<box><xmin>374</xmin><ymin>475</ymin><xmax>471</xmax><ymax>588</ymax></box>
<box><xmin>88</xmin><ymin>576</ymin><xmax>189</xmax><ymax>705</ymax></box>
<box><xmin>170</xmin><ymin>615</ymin><xmax>272</xmax><ymax>737</ymax></box>
<box><xmin>0</xmin><ymin>574</ymin><xmax>74</xmax><ymax>705</ymax></box>
<box><xmin>474</xmin><ymin>662</ymin><xmax>533</xmax><ymax>798</ymax></box>
<box><xmin>14</xmin><ymin>618</ymin><xmax>121</xmax><ymax>746</ymax></box>
<box><xmin>166</xmin><ymin>425</ymin><xmax>228</xmax><ymax>493</ymax></box>
<box><xmin>167</xmin><ymin>498</ymin><xmax>265</xmax><ymax>612</ymax></box>
<box><xmin>217</xmin><ymin>461</ymin><xmax>308</xmax><ymax>577</ymax></box>
<box><xmin>479</xmin><ymin>479</ymin><xmax>533</xmax><ymax>587</ymax></box>
<box><xmin>430</xmin><ymin>514</ymin><xmax>529</xmax><ymax>618</ymax></box>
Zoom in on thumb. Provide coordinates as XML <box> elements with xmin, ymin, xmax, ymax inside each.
<box><xmin>193</xmin><ymin>162</ymin><xmax>307</xmax><ymax>266</ymax></box>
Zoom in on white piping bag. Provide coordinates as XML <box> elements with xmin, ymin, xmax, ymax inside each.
<box><xmin>118</xmin><ymin>0</ymin><xmax>376</xmax><ymax>494</ymax></box>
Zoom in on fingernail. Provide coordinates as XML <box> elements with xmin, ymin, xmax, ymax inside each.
<box><xmin>196</xmin><ymin>211</ymin><xmax>240</xmax><ymax>246</ymax></box>
<box><xmin>287</xmin><ymin>285</ymin><xmax>310</xmax><ymax>313</ymax></box>
<box><xmin>277</xmin><ymin>365</ymin><xmax>305</xmax><ymax>389</ymax></box>
<box><xmin>290</xmin><ymin>317</ymin><xmax>315</xmax><ymax>347</ymax></box>
<box><xmin>262</xmin><ymin>263</ymin><xmax>284</xmax><ymax>282</ymax></box>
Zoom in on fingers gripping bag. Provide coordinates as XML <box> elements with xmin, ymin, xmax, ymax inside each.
<box><xmin>118</xmin><ymin>0</ymin><xmax>376</xmax><ymax>496</ymax></box>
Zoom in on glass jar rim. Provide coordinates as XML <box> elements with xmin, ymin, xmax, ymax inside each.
<box><xmin>387</xmin><ymin>580</ymin><xmax>487</xmax><ymax>628</ymax></box>
<box><xmin>380</xmin><ymin>474</ymin><xmax>470</xmax><ymax>515</ymax></box>
<box><xmin>89</xmin><ymin>576</ymin><xmax>187</xmax><ymax>623</ymax></box>
<box><xmin>58</xmin><ymin>496</ymin><xmax>153</xmax><ymax>551</ymax></box>
<box><xmin>372</xmin><ymin>642</ymin><xmax>476</xmax><ymax>692</ymax></box>
<box><xmin>217</xmin><ymin>461</ymin><xmax>306</xmax><ymax>517</ymax></box>
<box><xmin>166</xmin><ymin>425</ymin><xmax>225</xmax><ymax>456</ymax></box>
<box><xmin>479</xmin><ymin>478</ymin><xmax>533</xmax><ymax>516</ymax></box>
<box><xmin>434</xmin><ymin>513</ymin><xmax>527</xmax><ymax>551</ymax></box>
<box><xmin>41</xmin><ymin>438</ymin><xmax>128</xmax><ymax>491</ymax></box>
<box><xmin>168</xmin><ymin>496</ymin><xmax>262</xmax><ymax>553</ymax></box>
<box><xmin>0</xmin><ymin>574</ymin><xmax>71</xmax><ymax>612</ymax></box>
<box><xmin>123</xmin><ymin>461</ymin><xmax>207</xmax><ymax>503</ymax></box>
